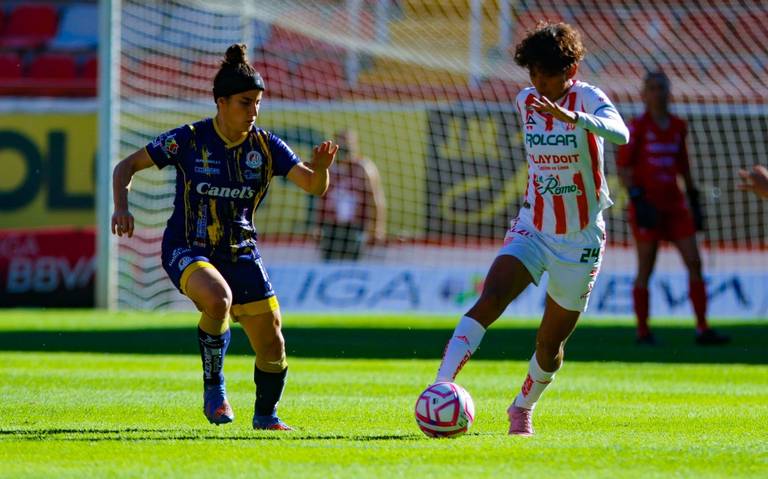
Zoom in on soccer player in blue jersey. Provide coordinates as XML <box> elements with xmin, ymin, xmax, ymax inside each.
<box><xmin>111</xmin><ymin>44</ymin><xmax>338</xmax><ymax>430</ymax></box>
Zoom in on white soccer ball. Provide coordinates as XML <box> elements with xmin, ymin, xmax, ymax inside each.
<box><xmin>414</xmin><ymin>382</ymin><xmax>475</xmax><ymax>438</ymax></box>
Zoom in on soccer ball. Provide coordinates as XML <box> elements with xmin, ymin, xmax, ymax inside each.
<box><xmin>414</xmin><ymin>382</ymin><xmax>475</xmax><ymax>438</ymax></box>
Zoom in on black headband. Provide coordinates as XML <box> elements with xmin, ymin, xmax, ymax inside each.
<box><xmin>213</xmin><ymin>71</ymin><xmax>265</xmax><ymax>100</ymax></box>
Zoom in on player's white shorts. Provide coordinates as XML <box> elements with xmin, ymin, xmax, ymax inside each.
<box><xmin>498</xmin><ymin>206</ymin><xmax>606</xmax><ymax>312</ymax></box>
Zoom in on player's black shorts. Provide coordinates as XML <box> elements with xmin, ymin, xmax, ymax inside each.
<box><xmin>161</xmin><ymin>241</ymin><xmax>278</xmax><ymax>317</ymax></box>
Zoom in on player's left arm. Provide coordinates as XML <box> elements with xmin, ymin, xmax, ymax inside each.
<box><xmin>286</xmin><ymin>141</ymin><xmax>339</xmax><ymax>196</ymax></box>
<box><xmin>531</xmin><ymin>89</ymin><xmax>629</xmax><ymax>145</ymax></box>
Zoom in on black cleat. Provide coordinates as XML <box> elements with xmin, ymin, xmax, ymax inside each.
<box><xmin>635</xmin><ymin>333</ymin><xmax>657</xmax><ymax>346</ymax></box>
<box><xmin>695</xmin><ymin>328</ymin><xmax>731</xmax><ymax>346</ymax></box>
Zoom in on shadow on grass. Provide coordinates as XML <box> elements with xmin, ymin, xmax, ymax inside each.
<box><xmin>0</xmin><ymin>324</ymin><xmax>766</xmax><ymax>364</ymax></box>
<box><xmin>0</xmin><ymin>428</ymin><xmax>421</xmax><ymax>442</ymax></box>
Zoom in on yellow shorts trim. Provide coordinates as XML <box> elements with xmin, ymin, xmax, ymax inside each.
<box><xmin>231</xmin><ymin>296</ymin><xmax>280</xmax><ymax>319</ymax></box>
<box><xmin>179</xmin><ymin>261</ymin><xmax>216</xmax><ymax>294</ymax></box>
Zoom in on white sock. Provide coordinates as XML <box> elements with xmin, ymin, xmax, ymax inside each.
<box><xmin>435</xmin><ymin>316</ymin><xmax>486</xmax><ymax>382</ymax></box>
<box><xmin>513</xmin><ymin>352</ymin><xmax>558</xmax><ymax>410</ymax></box>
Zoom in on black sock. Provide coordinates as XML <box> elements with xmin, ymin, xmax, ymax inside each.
<box><xmin>197</xmin><ymin>327</ymin><xmax>230</xmax><ymax>386</ymax></box>
<box><xmin>254</xmin><ymin>366</ymin><xmax>288</xmax><ymax>416</ymax></box>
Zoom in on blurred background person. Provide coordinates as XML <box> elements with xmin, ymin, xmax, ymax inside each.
<box><xmin>317</xmin><ymin>129</ymin><xmax>386</xmax><ymax>261</ymax></box>
<box><xmin>617</xmin><ymin>71</ymin><xmax>729</xmax><ymax>346</ymax></box>
<box><xmin>738</xmin><ymin>165</ymin><xmax>768</xmax><ymax>199</ymax></box>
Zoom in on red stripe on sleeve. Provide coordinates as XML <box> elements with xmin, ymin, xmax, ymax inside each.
<box><xmin>553</xmin><ymin>193</ymin><xmax>567</xmax><ymax>234</ymax></box>
<box><xmin>573</xmin><ymin>172</ymin><xmax>589</xmax><ymax>229</ymax></box>
<box><xmin>533</xmin><ymin>176</ymin><xmax>544</xmax><ymax>231</ymax></box>
<box><xmin>587</xmin><ymin>132</ymin><xmax>601</xmax><ymax>200</ymax></box>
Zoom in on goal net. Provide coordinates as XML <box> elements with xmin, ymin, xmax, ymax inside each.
<box><xmin>107</xmin><ymin>0</ymin><xmax>768</xmax><ymax>317</ymax></box>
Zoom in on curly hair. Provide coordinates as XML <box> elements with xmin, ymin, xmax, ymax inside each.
<box><xmin>514</xmin><ymin>22</ymin><xmax>586</xmax><ymax>75</ymax></box>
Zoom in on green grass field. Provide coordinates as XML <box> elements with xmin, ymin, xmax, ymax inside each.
<box><xmin>1</xmin><ymin>310</ymin><xmax>766</xmax><ymax>478</ymax></box>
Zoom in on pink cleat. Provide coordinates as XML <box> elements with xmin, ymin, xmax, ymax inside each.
<box><xmin>507</xmin><ymin>405</ymin><xmax>534</xmax><ymax>436</ymax></box>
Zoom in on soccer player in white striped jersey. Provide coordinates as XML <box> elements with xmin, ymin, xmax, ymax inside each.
<box><xmin>433</xmin><ymin>22</ymin><xmax>629</xmax><ymax>436</ymax></box>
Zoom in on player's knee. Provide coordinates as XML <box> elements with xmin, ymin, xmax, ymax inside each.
<box><xmin>200</xmin><ymin>288</ymin><xmax>233</xmax><ymax>321</ymax></box>
<box><xmin>269</xmin><ymin>332</ymin><xmax>286</xmax><ymax>356</ymax></box>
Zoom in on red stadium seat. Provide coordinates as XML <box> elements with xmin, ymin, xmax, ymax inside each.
<box><xmin>0</xmin><ymin>52</ymin><xmax>23</xmax><ymax>96</ymax></box>
<box><xmin>122</xmin><ymin>55</ymin><xmax>183</xmax><ymax>98</ymax></box>
<box><xmin>0</xmin><ymin>4</ymin><xmax>59</xmax><ymax>49</ymax></box>
<box><xmin>81</xmin><ymin>55</ymin><xmax>98</xmax><ymax>80</ymax></box>
<box><xmin>80</xmin><ymin>55</ymin><xmax>98</xmax><ymax>96</ymax></box>
<box><xmin>295</xmin><ymin>58</ymin><xmax>347</xmax><ymax>100</ymax></box>
<box><xmin>25</xmin><ymin>52</ymin><xmax>85</xmax><ymax>96</ymax></box>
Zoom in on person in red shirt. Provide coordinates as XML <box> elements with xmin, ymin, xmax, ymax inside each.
<box><xmin>618</xmin><ymin>71</ymin><xmax>729</xmax><ymax>346</ymax></box>
<box><xmin>317</xmin><ymin>130</ymin><xmax>386</xmax><ymax>260</ymax></box>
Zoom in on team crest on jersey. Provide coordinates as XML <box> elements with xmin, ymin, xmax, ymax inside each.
<box><xmin>163</xmin><ymin>135</ymin><xmax>179</xmax><ymax>155</ymax></box>
<box><xmin>246</xmin><ymin>150</ymin><xmax>263</xmax><ymax>169</ymax></box>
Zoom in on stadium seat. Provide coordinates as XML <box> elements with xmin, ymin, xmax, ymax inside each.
<box><xmin>25</xmin><ymin>52</ymin><xmax>84</xmax><ymax>96</ymax></box>
<box><xmin>252</xmin><ymin>58</ymin><xmax>296</xmax><ymax>98</ymax></box>
<box><xmin>0</xmin><ymin>4</ymin><xmax>59</xmax><ymax>49</ymax></box>
<box><xmin>295</xmin><ymin>58</ymin><xmax>347</xmax><ymax>100</ymax></box>
<box><xmin>0</xmin><ymin>52</ymin><xmax>23</xmax><ymax>96</ymax></box>
<box><xmin>81</xmin><ymin>55</ymin><xmax>98</xmax><ymax>80</ymax></box>
<box><xmin>123</xmin><ymin>55</ymin><xmax>183</xmax><ymax>98</ymax></box>
<box><xmin>49</xmin><ymin>3</ymin><xmax>99</xmax><ymax>51</ymax></box>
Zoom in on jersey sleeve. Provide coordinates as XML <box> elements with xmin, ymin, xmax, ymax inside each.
<box><xmin>575</xmin><ymin>85</ymin><xmax>630</xmax><ymax>145</ymax></box>
<box><xmin>267</xmin><ymin>132</ymin><xmax>301</xmax><ymax>177</ymax></box>
<box><xmin>145</xmin><ymin>124</ymin><xmax>193</xmax><ymax>169</ymax></box>
<box><xmin>616</xmin><ymin>118</ymin><xmax>641</xmax><ymax>168</ymax></box>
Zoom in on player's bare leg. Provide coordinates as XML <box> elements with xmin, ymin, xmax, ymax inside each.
<box><xmin>435</xmin><ymin>255</ymin><xmax>533</xmax><ymax>382</ymax></box>
<box><xmin>671</xmin><ymin>235</ymin><xmax>729</xmax><ymax>345</ymax></box>
<box><xmin>185</xmin><ymin>267</ymin><xmax>235</xmax><ymax>425</ymax></box>
<box><xmin>633</xmin><ymin>240</ymin><xmax>658</xmax><ymax>343</ymax></box>
<box><xmin>238</xmin><ymin>309</ymin><xmax>292</xmax><ymax>430</ymax></box>
<box><xmin>508</xmin><ymin>295</ymin><xmax>580</xmax><ymax>436</ymax></box>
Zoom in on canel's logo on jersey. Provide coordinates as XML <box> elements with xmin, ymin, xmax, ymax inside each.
<box><xmin>245</xmin><ymin>151</ymin><xmax>263</xmax><ymax>169</ymax></box>
<box><xmin>196</xmin><ymin>183</ymin><xmax>255</xmax><ymax>199</ymax></box>
<box><xmin>535</xmin><ymin>175</ymin><xmax>582</xmax><ymax>196</ymax></box>
<box><xmin>526</xmin><ymin>133</ymin><xmax>577</xmax><ymax>148</ymax></box>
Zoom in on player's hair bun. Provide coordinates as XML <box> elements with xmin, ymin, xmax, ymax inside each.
<box><xmin>224</xmin><ymin>43</ymin><xmax>248</xmax><ymax>66</ymax></box>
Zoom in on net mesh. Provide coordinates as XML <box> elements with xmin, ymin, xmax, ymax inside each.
<box><xmin>115</xmin><ymin>0</ymin><xmax>768</xmax><ymax>311</ymax></box>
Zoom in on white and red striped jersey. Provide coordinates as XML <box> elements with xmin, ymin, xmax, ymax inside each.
<box><xmin>516</xmin><ymin>80</ymin><xmax>629</xmax><ymax>234</ymax></box>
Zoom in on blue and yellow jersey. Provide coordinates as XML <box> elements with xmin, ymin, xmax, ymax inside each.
<box><xmin>145</xmin><ymin>118</ymin><xmax>300</xmax><ymax>261</ymax></box>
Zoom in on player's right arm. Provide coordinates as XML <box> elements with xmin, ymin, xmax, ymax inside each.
<box><xmin>111</xmin><ymin>148</ymin><xmax>155</xmax><ymax>238</ymax></box>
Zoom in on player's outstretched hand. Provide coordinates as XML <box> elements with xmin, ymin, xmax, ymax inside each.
<box><xmin>312</xmin><ymin>140</ymin><xmax>340</xmax><ymax>171</ymax></box>
<box><xmin>737</xmin><ymin>165</ymin><xmax>768</xmax><ymax>199</ymax></box>
<box><xmin>530</xmin><ymin>96</ymin><xmax>578</xmax><ymax>124</ymax></box>
<box><xmin>111</xmin><ymin>208</ymin><xmax>135</xmax><ymax>238</ymax></box>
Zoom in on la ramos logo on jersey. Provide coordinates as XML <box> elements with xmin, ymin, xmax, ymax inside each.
<box><xmin>536</xmin><ymin>175</ymin><xmax>582</xmax><ymax>196</ymax></box>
